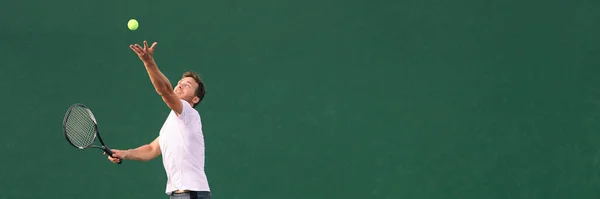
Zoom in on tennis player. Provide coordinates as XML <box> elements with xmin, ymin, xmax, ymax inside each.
<box><xmin>105</xmin><ymin>41</ymin><xmax>212</xmax><ymax>199</ymax></box>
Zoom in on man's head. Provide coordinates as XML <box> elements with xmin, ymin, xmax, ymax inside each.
<box><xmin>173</xmin><ymin>71</ymin><xmax>206</xmax><ymax>108</ymax></box>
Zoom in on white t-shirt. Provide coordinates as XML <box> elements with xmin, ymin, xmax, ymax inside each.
<box><xmin>158</xmin><ymin>99</ymin><xmax>210</xmax><ymax>195</ymax></box>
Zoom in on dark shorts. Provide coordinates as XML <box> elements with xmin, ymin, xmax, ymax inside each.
<box><xmin>170</xmin><ymin>191</ymin><xmax>212</xmax><ymax>199</ymax></box>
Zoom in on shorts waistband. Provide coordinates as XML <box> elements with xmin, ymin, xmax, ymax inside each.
<box><xmin>170</xmin><ymin>191</ymin><xmax>211</xmax><ymax>196</ymax></box>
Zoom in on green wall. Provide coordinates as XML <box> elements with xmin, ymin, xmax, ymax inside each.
<box><xmin>1</xmin><ymin>0</ymin><xmax>600</xmax><ymax>198</ymax></box>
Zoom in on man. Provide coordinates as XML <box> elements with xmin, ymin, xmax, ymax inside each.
<box><xmin>106</xmin><ymin>41</ymin><xmax>212</xmax><ymax>199</ymax></box>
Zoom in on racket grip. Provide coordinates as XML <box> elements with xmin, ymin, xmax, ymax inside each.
<box><xmin>103</xmin><ymin>146</ymin><xmax>123</xmax><ymax>164</ymax></box>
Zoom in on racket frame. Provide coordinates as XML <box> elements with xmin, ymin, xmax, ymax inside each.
<box><xmin>63</xmin><ymin>103</ymin><xmax>121</xmax><ymax>164</ymax></box>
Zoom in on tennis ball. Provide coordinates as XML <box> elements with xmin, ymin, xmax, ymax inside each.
<box><xmin>128</xmin><ymin>19</ymin><xmax>139</xmax><ymax>31</ymax></box>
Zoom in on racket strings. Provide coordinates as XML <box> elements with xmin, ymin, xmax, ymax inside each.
<box><xmin>64</xmin><ymin>107</ymin><xmax>97</xmax><ymax>148</ymax></box>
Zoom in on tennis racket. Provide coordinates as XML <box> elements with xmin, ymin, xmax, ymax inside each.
<box><xmin>62</xmin><ymin>103</ymin><xmax>122</xmax><ymax>164</ymax></box>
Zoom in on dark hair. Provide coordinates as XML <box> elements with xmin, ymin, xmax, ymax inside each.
<box><xmin>182</xmin><ymin>71</ymin><xmax>205</xmax><ymax>108</ymax></box>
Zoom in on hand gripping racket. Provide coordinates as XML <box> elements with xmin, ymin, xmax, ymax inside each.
<box><xmin>63</xmin><ymin>103</ymin><xmax>122</xmax><ymax>164</ymax></box>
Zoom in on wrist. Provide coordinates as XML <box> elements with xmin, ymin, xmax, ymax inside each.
<box><xmin>143</xmin><ymin>58</ymin><xmax>156</xmax><ymax>65</ymax></box>
<box><xmin>122</xmin><ymin>149</ymin><xmax>133</xmax><ymax>160</ymax></box>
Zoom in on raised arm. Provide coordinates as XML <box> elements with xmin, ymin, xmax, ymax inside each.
<box><xmin>130</xmin><ymin>41</ymin><xmax>183</xmax><ymax>115</ymax></box>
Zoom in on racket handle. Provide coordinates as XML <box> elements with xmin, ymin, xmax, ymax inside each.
<box><xmin>103</xmin><ymin>146</ymin><xmax>123</xmax><ymax>164</ymax></box>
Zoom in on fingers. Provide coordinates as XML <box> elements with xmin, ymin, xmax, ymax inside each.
<box><xmin>130</xmin><ymin>41</ymin><xmax>156</xmax><ymax>50</ymax></box>
<box><xmin>112</xmin><ymin>154</ymin><xmax>123</xmax><ymax>159</ymax></box>
<box><xmin>130</xmin><ymin>41</ymin><xmax>157</xmax><ymax>61</ymax></box>
<box><xmin>107</xmin><ymin>154</ymin><xmax>118</xmax><ymax>162</ymax></box>
<box><xmin>130</xmin><ymin>44</ymin><xmax>142</xmax><ymax>55</ymax></box>
<box><xmin>107</xmin><ymin>155</ymin><xmax>122</xmax><ymax>164</ymax></box>
<box><xmin>134</xmin><ymin>44</ymin><xmax>143</xmax><ymax>52</ymax></box>
<box><xmin>110</xmin><ymin>150</ymin><xmax>122</xmax><ymax>158</ymax></box>
<box><xmin>150</xmin><ymin>42</ymin><xmax>157</xmax><ymax>51</ymax></box>
<box><xmin>104</xmin><ymin>151</ymin><xmax>123</xmax><ymax>164</ymax></box>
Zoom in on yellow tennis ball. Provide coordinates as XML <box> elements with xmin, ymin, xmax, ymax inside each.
<box><xmin>128</xmin><ymin>19</ymin><xmax>139</xmax><ymax>30</ymax></box>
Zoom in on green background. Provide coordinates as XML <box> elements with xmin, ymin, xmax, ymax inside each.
<box><xmin>1</xmin><ymin>0</ymin><xmax>600</xmax><ymax>198</ymax></box>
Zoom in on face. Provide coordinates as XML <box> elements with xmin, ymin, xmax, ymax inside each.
<box><xmin>174</xmin><ymin>77</ymin><xmax>200</xmax><ymax>105</ymax></box>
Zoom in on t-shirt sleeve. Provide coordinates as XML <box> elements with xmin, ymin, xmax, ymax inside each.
<box><xmin>177</xmin><ymin>99</ymin><xmax>195</xmax><ymax>124</ymax></box>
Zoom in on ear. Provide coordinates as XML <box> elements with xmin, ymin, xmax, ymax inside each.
<box><xmin>192</xmin><ymin>96</ymin><xmax>200</xmax><ymax>104</ymax></box>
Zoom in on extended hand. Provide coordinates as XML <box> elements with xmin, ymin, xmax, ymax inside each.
<box><xmin>130</xmin><ymin>40</ymin><xmax>157</xmax><ymax>63</ymax></box>
<box><xmin>104</xmin><ymin>150</ymin><xmax>126</xmax><ymax>164</ymax></box>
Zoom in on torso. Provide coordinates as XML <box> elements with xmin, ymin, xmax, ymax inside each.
<box><xmin>158</xmin><ymin>100</ymin><xmax>210</xmax><ymax>195</ymax></box>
